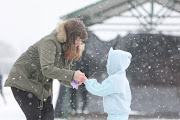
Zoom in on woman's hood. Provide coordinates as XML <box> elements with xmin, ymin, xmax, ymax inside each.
<box><xmin>56</xmin><ymin>20</ymin><xmax>67</xmax><ymax>43</ymax></box>
<box><xmin>107</xmin><ymin>47</ymin><xmax>132</xmax><ymax>75</ymax></box>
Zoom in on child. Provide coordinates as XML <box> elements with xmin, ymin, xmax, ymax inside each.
<box><xmin>84</xmin><ymin>47</ymin><xmax>132</xmax><ymax>120</ymax></box>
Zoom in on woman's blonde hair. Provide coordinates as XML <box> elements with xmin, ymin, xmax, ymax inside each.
<box><xmin>64</xmin><ymin>18</ymin><xmax>88</xmax><ymax>61</ymax></box>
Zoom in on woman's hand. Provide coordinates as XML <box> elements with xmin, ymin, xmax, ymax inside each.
<box><xmin>73</xmin><ymin>70</ymin><xmax>86</xmax><ymax>83</ymax></box>
<box><xmin>78</xmin><ymin>76</ymin><xmax>87</xmax><ymax>85</ymax></box>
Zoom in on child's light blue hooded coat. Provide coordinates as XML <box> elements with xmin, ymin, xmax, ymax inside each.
<box><xmin>85</xmin><ymin>48</ymin><xmax>132</xmax><ymax>120</ymax></box>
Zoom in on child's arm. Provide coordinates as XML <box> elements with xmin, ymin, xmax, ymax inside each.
<box><xmin>84</xmin><ymin>78</ymin><xmax>115</xmax><ymax>97</ymax></box>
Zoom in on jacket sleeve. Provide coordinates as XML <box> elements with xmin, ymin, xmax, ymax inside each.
<box><xmin>38</xmin><ymin>40</ymin><xmax>75</xmax><ymax>82</ymax></box>
<box><xmin>84</xmin><ymin>78</ymin><xmax>115</xmax><ymax>97</ymax></box>
<box><xmin>59</xmin><ymin>80</ymin><xmax>73</xmax><ymax>88</ymax></box>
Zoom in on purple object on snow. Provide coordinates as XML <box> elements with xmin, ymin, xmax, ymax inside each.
<box><xmin>70</xmin><ymin>80</ymin><xmax>78</xmax><ymax>89</ymax></box>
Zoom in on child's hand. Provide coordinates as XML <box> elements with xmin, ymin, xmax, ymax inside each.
<box><xmin>78</xmin><ymin>76</ymin><xmax>87</xmax><ymax>85</ymax></box>
<box><xmin>84</xmin><ymin>76</ymin><xmax>87</xmax><ymax>81</ymax></box>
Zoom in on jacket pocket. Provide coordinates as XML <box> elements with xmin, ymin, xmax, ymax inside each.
<box><xmin>24</xmin><ymin>62</ymin><xmax>38</xmax><ymax>80</ymax></box>
<box><xmin>55</xmin><ymin>53</ymin><xmax>66</xmax><ymax>69</ymax></box>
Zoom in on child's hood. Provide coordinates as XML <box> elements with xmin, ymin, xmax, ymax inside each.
<box><xmin>107</xmin><ymin>47</ymin><xmax>132</xmax><ymax>75</ymax></box>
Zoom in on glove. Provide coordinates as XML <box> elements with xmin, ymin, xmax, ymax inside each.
<box><xmin>70</xmin><ymin>80</ymin><xmax>78</xmax><ymax>89</ymax></box>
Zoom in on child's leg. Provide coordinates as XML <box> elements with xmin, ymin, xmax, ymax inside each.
<box><xmin>107</xmin><ymin>114</ymin><xmax>129</xmax><ymax>120</ymax></box>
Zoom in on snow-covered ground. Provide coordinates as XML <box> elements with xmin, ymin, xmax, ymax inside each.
<box><xmin>0</xmin><ymin>75</ymin><xmax>179</xmax><ymax>120</ymax></box>
<box><xmin>0</xmin><ymin>74</ymin><xmax>60</xmax><ymax>120</ymax></box>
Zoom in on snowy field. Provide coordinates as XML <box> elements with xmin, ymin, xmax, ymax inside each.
<box><xmin>0</xmin><ymin>74</ymin><xmax>179</xmax><ymax>120</ymax></box>
<box><xmin>0</xmin><ymin>74</ymin><xmax>60</xmax><ymax>120</ymax></box>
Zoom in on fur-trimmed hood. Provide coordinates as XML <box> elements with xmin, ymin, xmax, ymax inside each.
<box><xmin>56</xmin><ymin>20</ymin><xmax>67</xmax><ymax>43</ymax></box>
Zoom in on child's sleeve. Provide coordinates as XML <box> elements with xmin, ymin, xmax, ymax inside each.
<box><xmin>84</xmin><ymin>78</ymin><xmax>115</xmax><ymax>97</ymax></box>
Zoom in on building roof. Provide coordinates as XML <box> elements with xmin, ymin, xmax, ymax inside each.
<box><xmin>60</xmin><ymin>0</ymin><xmax>180</xmax><ymax>27</ymax></box>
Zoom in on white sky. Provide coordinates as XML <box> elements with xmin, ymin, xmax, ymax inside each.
<box><xmin>1</xmin><ymin>0</ymin><xmax>180</xmax><ymax>56</ymax></box>
<box><xmin>0</xmin><ymin>0</ymin><xmax>100</xmax><ymax>55</ymax></box>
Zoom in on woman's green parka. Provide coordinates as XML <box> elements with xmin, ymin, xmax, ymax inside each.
<box><xmin>4</xmin><ymin>21</ymin><xmax>84</xmax><ymax>108</ymax></box>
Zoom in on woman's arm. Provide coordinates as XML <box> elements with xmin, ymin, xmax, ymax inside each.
<box><xmin>39</xmin><ymin>40</ymin><xmax>85</xmax><ymax>84</ymax></box>
<box><xmin>39</xmin><ymin>40</ymin><xmax>75</xmax><ymax>82</ymax></box>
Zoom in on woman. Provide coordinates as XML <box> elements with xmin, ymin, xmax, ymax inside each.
<box><xmin>4</xmin><ymin>18</ymin><xmax>88</xmax><ymax>120</ymax></box>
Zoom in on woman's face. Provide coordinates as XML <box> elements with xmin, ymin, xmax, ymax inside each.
<box><xmin>75</xmin><ymin>37</ymin><xmax>83</xmax><ymax>47</ymax></box>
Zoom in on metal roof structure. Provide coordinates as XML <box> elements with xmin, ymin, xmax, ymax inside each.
<box><xmin>60</xmin><ymin>0</ymin><xmax>180</xmax><ymax>34</ymax></box>
<box><xmin>60</xmin><ymin>0</ymin><xmax>180</xmax><ymax>25</ymax></box>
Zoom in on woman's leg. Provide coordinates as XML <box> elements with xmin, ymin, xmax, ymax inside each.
<box><xmin>11</xmin><ymin>87</ymin><xmax>41</xmax><ymax>120</ymax></box>
<box><xmin>41</xmin><ymin>96</ymin><xmax>54</xmax><ymax>120</ymax></box>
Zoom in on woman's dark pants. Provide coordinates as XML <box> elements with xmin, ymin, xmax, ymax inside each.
<box><xmin>11</xmin><ymin>87</ymin><xmax>54</xmax><ymax>120</ymax></box>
